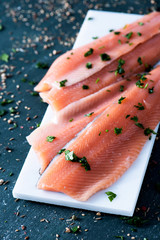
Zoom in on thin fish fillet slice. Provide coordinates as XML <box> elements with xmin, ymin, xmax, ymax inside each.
<box><xmin>40</xmin><ymin>33</ymin><xmax>160</xmax><ymax>112</ymax></box>
<box><xmin>27</xmin><ymin>80</ymin><xmax>135</xmax><ymax>173</ymax></box>
<box><xmin>38</xmin><ymin>66</ymin><xmax>160</xmax><ymax>201</ymax></box>
<box><xmin>35</xmin><ymin>11</ymin><xmax>160</xmax><ymax>92</ymax></box>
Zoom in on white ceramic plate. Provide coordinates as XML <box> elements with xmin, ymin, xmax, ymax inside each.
<box><xmin>12</xmin><ymin>10</ymin><xmax>159</xmax><ymax>216</ymax></box>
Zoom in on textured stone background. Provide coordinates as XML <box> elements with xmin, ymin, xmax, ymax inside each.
<box><xmin>0</xmin><ymin>1</ymin><xmax>160</xmax><ymax>239</ymax></box>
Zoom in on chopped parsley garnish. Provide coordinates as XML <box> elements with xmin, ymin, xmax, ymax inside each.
<box><xmin>65</xmin><ymin>150</ymin><xmax>90</xmax><ymax>171</ymax></box>
<box><xmin>100</xmin><ymin>53</ymin><xmax>111</xmax><ymax>61</ymax></box>
<box><xmin>88</xmin><ymin>17</ymin><xmax>93</xmax><ymax>20</ymax></box>
<box><xmin>105</xmin><ymin>191</ymin><xmax>117</xmax><ymax>202</ymax></box>
<box><xmin>138</xmin><ymin>22</ymin><xmax>144</xmax><ymax>26</ymax></box>
<box><xmin>106</xmin><ymin>89</ymin><xmax>111</xmax><ymax>92</ymax></box>
<box><xmin>130</xmin><ymin>116</ymin><xmax>138</xmax><ymax>122</ymax></box>
<box><xmin>120</xmin><ymin>85</ymin><xmax>124</xmax><ymax>92</ymax></box>
<box><xmin>96</xmin><ymin>78</ymin><xmax>100</xmax><ymax>83</ymax></box>
<box><xmin>84</xmin><ymin>48</ymin><xmax>93</xmax><ymax>57</ymax></box>
<box><xmin>114</xmin><ymin>127</ymin><xmax>123</xmax><ymax>135</ymax></box>
<box><xmin>69</xmin><ymin>118</ymin><xmax>73</xmax><ymax>122</ymax></box>
<box><xmin>135</xmin><ymin>123</ymin><xmax>144</xmax><ymax>129</ymax></box>
<box><xmin>137</xmin><ymin>57</ymin><xmax>142</xmax><ymax>65</ymax></box>
<box><xmin>58</xmin><ymin>148</ymin><xmax>66</xmax><ymax>154</ymax></box>
<box><xmin>126</xmin><ymin>114</ymin><xmax>130</xmax><ymax>119</ymax></box>
<box><xmin>115</xmin><ymin>59</ymin><xmax>125</xmax><ymax>75</ymax></box>
<box><xmin>21</xmin><ymin>78</ymin><xmax>27</xmax><ymax>82</ymax></box>
<box><xmin>36</xmin><ymin>123</ymin><xmax>40</xmax><ymax>128</ymax></box>
<box><xmin>118</xmin><ymin>39</ymin><xmax>122</xmax><ymax>44</ymax></box>
<box><xmin>82</xmin><ymin>84</ymin><xmax>89</xmax><ymax>89</ymax></box>
<box><xmin>136</xmin><ymin>80</ymin><xmax>144</xmax><ymax>88</ymax></box>
<box><xmin>107</xmin><ymin>114</ymin><xmax>109</xmax><ymax>117</ymax></box>
<box><xmin>144</xmin><ymin>83</ymin><xmax>148</xmax><ymax>89</ymax></box>
<box><xmin>137</xmin><ymin>32</ymin><xmax>142</xmax><ymax>36</ymax></box>
<box><xmin>125</xmin><ymin>32</ymin><xmax>133</xmax><ymax>39</ymax></box>
<box><xmin>0</xmin><ymin>109</ymin><xmax>7</xmax><ymax>116</ymax></box>
<box><xmin>46</xmin><ymin>136</ymin><xmax>56</xmax><ymax>142</ymax></box>
<box><xmin>71</xmin><ymin>226</ymin><xmax>80</xmax><ymax>233</ymax></box>
<box><xmin>99</xmin><ymin>131</ymin><xmax>101</xmax><ymax>136</ymax></box>
<box><xmin>121</xmin><ymin>216</ymin><xmax>148</xmax><ymax>226</ymax></box>
<box><xmin>92</xmin><ymin>36</ymin><xmax>98</xmax><ymax>39</ymax></box>
<box><xmin>84</xmin><ymin>112</ymin><xmax>94</xmax><ymax>117</ymax></box>
<box><xmin>148</xmin><ymin>87</ymin><xmax>154</xmax><ymax>94</ymax></box>
<box><xmin>114</xmin><ymin>31</ymin><xmax>121</xmax><ymax>35</ymax></box>
<box><xmin>118</xmin><ymin>96</ymin><xmax>126</xmax><ymax>104</ymax></box>
<box><xmin>86</xmin><ymin>62</ymin><xmax>92</xmax><ymax>69</ymax></box>
<box><xmin>140</xmin><ymin>73</ymin><xmax>147</xmax><ymax>81</ymax></box>
<box><xmin>35</xmin><ymin>62</ymin><xmax>49</xmax><ymax>69</ymax></box>
<box><xmin>30</xmin><ymin>91</ymin><xmax>39</xmax><ymax>96</ymax></box>
<box><xmin>105</xmin><ymin>129</ymin><xmax>109</xmax><ymax>133</ymax></box>
<box><xmin>109</xmin><ymin>29</ymin><xmax>114</xmax><ymax>32</ymax></box>
<box><xmin>0</xmin><ymin>99</ymin><xmax>14</xmax><ymax>106</ymax></box>
<box><xmin>134</xmin><ymin>103</ymin><xmax>145</xmax><ymax>110</ymax></box>
<box><xmin>59</xmin><ymin>79</ymin><xmax>67</xmax><ymax>87</ymax></box>
<box><xmin>144</xmin><ymin>128</ymin><xmax>156</xmax><ymax>136</ymax></box>
<box><xmin>0</xmin><ymin>24</ymin><xmax>3</xmax><ymax>31</ymax></box>
<box><xmin>0</xmin><ymin>53</ymin><xmax>9</xmax><ymax>62</ymax></box>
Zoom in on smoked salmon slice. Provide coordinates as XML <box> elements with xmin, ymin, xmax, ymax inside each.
<box><xmin>27</xmin><ymin>79</ymin><xmax>135</xmax><ymax>173</ymax></box>
<box><xmin>35</xmin><ymin>11</ymin><xmax>160</xmax><ymax>93</ymax></box>
<box><xmin>40</xmin><ymin>33</ymin><xmax>160</xmax><ymax>121</ymax></box>
<box><xmin>37</xmin><ymin>66</ymin><xmax>160</xmax><ymax>201</ymax></box>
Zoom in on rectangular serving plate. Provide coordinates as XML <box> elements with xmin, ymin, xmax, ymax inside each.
<box><xmin>13</xmin><ymin>10</ymin><xmax>159</xmax><ymax>216</ymax></box>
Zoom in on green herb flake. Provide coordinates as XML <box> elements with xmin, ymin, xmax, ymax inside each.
<box><xmin>84</xmin><ymin>112</ymin><xmax>94</xmax><ymax>117</ymax></box>
<box><xmin>71</xmin><ymin>226</ymin><xmax>80</xmax><ymax>233</ymax></box>
<box><xmin>92</xmin><ymin>36</ymin><xmax>98</xmax><ymax>39</ymax></box>
<box><xmin>66</xmin><ymin>57</ymin><xmax>70</xmax><ymax>59</ymax></box>
<box><xmin>109</xmin><ymin>29</ymin><xmax>114</xmax><ymax>32</ymax></box>
<box><xmin>115</xmin><ymin>59</ymin><xmax>125</xmax><ymax>75</ymax></box>
<box><xmin>114</xmin><ymin>127</ymin><xmax>123</xmax><ymax>135</ymax></box>
<box><xmin>1</xmin><ymin>99</ymin><xmax>14</xmax><ymax>106</ymax></box>
<box><xmin>9</xmin><ymin>107</ymin><xmax>16</xmax><ymax>113</ymax></box>
<box><xmin>35</xmin><ymin>62</ymin><xmax>49</xmax><ymax>69</ymax></box>
<box><xmin>135</xmin><ymin>123</ymin><xmax>144</xmax><ymax>129</ymax></box>
<box><xmin>82</xmin><ymin>84</ymin><xmax>89</xmax><ymax>89</ymax></box>
<box><xmin>134</xmin><ymin>102</ymin><xmax>145</xmax><ymax>110</ymax></box>
<box><xmin>86</xmin><ymin>62</ymin><xmax>92</xmax><ymax>69</ymax></box>
<box><xmin>129</xmin><ymin>42</ymin><xmax>133</xmax><ymax>46</ymax></box>
<box><xmin>138</xmin><ymin>22</ymin><xmax>144</xmax><ymax>26</ymax></box>
<box><xmin>99</xmin><ymin>131</ymin><xmax>101</xmax><ymax>136</ymax></box>
<box><xmin>118</xmin><ymin>39</ymin><xmax>122</xmax><ymax>44</ymax></box>
<box><xmin>121</xmin><ymin>216</ymin><xmax>148</xmax><ymax>226</ymax></box>
<box><xmin>137</xmin><ymin>57</ymin><xmax>143</xmax><ymax>65</ymax></box>
<box><xmin>105</xmin><ymin>129</ymin><xmax>109</xmax><ymax>133</ymax></box>
<box><xmin>126</xmin><ymin>114</ymin><xmax>130</xmax><ymax>119</ymax></box>
<box><xmin>106</xmin><ymin>89</ymin><xmax>111</xmax><ymax>92</ymax></box>
<box><xmin>115</xmin><ymin>236</ymin><xmax>124</xmax><ymax>240</ymax></box>
<box><xmin>125</xmin><ymin>32</ymin><xmax>133</xmax><ymax>39</ymax></box>
<box><xmin>0</xmin><ymin>53</ymin><xmax>9</xmax><ymax>62</ymax></box>
<box><xmin>0</xmin><ymin>109</ymin><xmax>7</xmax><ymax>116</ymax></box>
<box><xmin>100</xmin><ymin>53</ymin><xmax>111</xmax><ymax>61</ymax></box>
<box><xmin>21</xmin><ymin>78</ymin><xmax>27</xmax><ymax>82</ymax></box>
<box><xmin>36</xmin><ymin>123</ymin><xmax>40</xmax><ymax>128</ymax></box>
<box><xmin>136</xmin><ymin>80</ymin><xmax>144</xmax><ymax>88</ymax></box>
<box><xmin>96</xmin><ymin>78</ymin><xmax>100</xmax><ymax>84</ymax></box>
<box><xmin>69</xmin><ymin>118</ymin><xmax>73</xmax><ymax>122</ymax></box>
<box><xmin>107</xmin><ymin>114</ymin><xmax>109</xmax><ymax>117</ymax></box>
<box><xmin>99</xmin><ymin>45</ymin><xmax>105</xmax><ymax>49</ymax></box>
<box><xmin>144</xmin><ymin>128</ymin><xmax>157</xmax><ymax>136</ymax></box>
<box><xmin>114</xmin><ymin>31</ymin><xmax>121</xmax><ymax>35</ymax></box>
<box><xmin>0</xmin><ymin>24</ymin><xmax>3</xmax><ymax>31</ymax></box>
<box><xmin>65</xmin><ymin>150</ymin><xmax>90</xmax><ymax>171</ymax></box>
<box><xmin>30</xmin><ymin>91</ymin><xmax>39</xmax><ymax>96</ymax></box>
<box><xmin>148</xmin><ymin>87</ymin><xmax>154</xmax><ymax>94</ymax></box>
<box><xmin>118</xmin><ymin>96</ymin><xmax>126</xmax><ymax>104</ymax></box>
<box><xmin>58</xmin><ymin>148</ymin><xmax>66</xmax><ymax>154</ymax></box>
<box><xmin>29</xmin><ymin>80</ymin><xmax>37</xmax><ymax>86</ymax></box>
<box><xmin>84</xmin><ymin>48</ymin><xmax>93</xmax><ymax>57</ymax></box>
<box><xmin>46</xmin><ymin>136</ymin><xmax>56</xmax><ymax>142</ymax></box>
<box><xmin>137</xmin><ymin>32</ymin><xmax>142</xmax><ymax>36</ymax></box>
<box><xmin>120</xmin><ymin>85</ymin><xmax>124</xmax><ymax>92</ymax></box>
<box><xmin>144</xmin><ymin>83</ymin><xmax>148</xmax><ymax>89</ymax></box>
<box><xmin>88</xmin><ymin>17</ymin><xmax>93</xmax><ymax>20</ymax></box>
<box><xmin>105</xmin><ymin>191</ymin><xmax>117</xmax><ymax>202</ymax></box>
<box><xmin>131</xmin><ymin>116</ymin><xmax>138</xmax><ymax>122</ymax></box>
<box><xmin>59</xmin><ymin>79</ymin><xmax>67</xmax><ymax>87</ymax></box>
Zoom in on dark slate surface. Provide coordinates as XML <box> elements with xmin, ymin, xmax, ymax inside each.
<box><xmin>0</xmin><ymin>0</ymin><xmax>160</xmax><ymax>239</ymax></box>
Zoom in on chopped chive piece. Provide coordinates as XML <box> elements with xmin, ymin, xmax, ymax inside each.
<box><xmin>59</xmin><ymin>79</ymin><xmax>67</xmax><ymax>87</ymax></box>
<box><xmin>135</xmin><ymin>123</ymin><xmax>144</xmax><ymax>129</ymax></box>
<box><xmin>144</xmin><ymin>128</ymin><xmax>157</xmax><ymax>136</ymax></box>
<box><xmin>120</xmin><ymin>85</ymin><xmax>124</xmax><ymax>92</ymax></box>
<box><xmin>144</xmin><ymin>83</ymin><xmax>148</xmax><ymax>89</ymax></box>
<box><xmin>84</xmin><ymin>48</ymin><xmax>93</xmax><ymax>57</ymax></box>
<box><xmin>65</xmin><ymin>150</ymin><xmax>90</xmax><ymax>171</ymax></box>
<box><xmin>105</xmin><ymin>129</ymin><xmax>109</xmax><ymax>133</ymax></box>
<box><xmin>115</xmin><ymin>59</ymin><xmax>125</xmax><ymax>75</ymax></box>
<box><xmin>69</xmin><ymin>118</ymin><xmax>73</xmax><ymax>122</ymax></box>
<box><xmin>99</xmin><ymin>131</ymin><xmax>101</xmax><ymax>136</ymax></box>
<box><xmin>134</xmin><ymin>103</ymin><xmax>145</xmax><ymax>110</ymax></box>
<box><xmin>126</xmin><ymin>114</ymin><xmax>130</xmax><ymax>119</ymax></box>
<box><xmin>118</xmin><ymin>96</ymin><xmax>126</xmax><ymax>104</ymax></box>
<box><xmin>96</xmin><ymin>78</ymin><xmax>100</xmax><ymax>84</ymax></box>
<box><xmin>0</xmin><ymin>53</ymin><xmax>9</xmax><ymax>62</ymax></box>
<box><xmin>148</xmin><ymin>87</ymin><xmax>154</xmax><ymax>94</ymax></box>
<box><xmin>82</xmin><ymin>84</ymin><xmax>89</xmax><ymax>89</ymax></box>
<box><xmin>138</xmin><ymin>22</ymin><xmax>144</xmax><ymax>26</ymax></box>
<box><xmin>0</xmin><ymin>109</ymin><xmax>7</xmax><ymax>116</ymax></box>
<box><xmin>58</xmin><ymin>148</ymin><xmax>66</xmax><ymax>154</ymax></box>
<box><xmin>114</xmin><ymin>31</ymin><xmax>121</xmax><ymax>35</ymax></box>
<box><xmin>100</xmin><ymin>53</ymin><xmax>111</xmax><ymax>61</ymax></box>
<box><xmin>86</xmin><ymin>62</ymin><xmax>92</xmax><ymax>69</ymax></box>
<box><xmin>105</xmin><ymin>191</ymin><xmax>117</xmax><ymax>202</ymax></box>
<box><xmin>84</xmin><ymin>112</ymin><xmax>94</xmax><ymax>117</ymax></box>
<box><xmin>137</xmin><ymin>57</ymin><xmax>142</xmax><ymax>65</ymax></box>
<box><xmin>125</xmin><ymin>32</ymin><xmax>133</xmax><ymax>39</ymax></box>
<box><xmin>35</xmin><ymin>62</ymin><xmax>49</xmax><ymax>69</ymax></box>
<box><xmin>114</xmin><ymin>127</ymin><xmax>123</xmax><ymax>135</ymax></box>
<box><xmin>92</xmin><ymin>36</ymin><xmax>98</xmax><ymax>39</ymax></box>
<box><xmin>130</xmin><ymin>116</ymin><xmax>138</xmax><ymax>122</ymax></box>
<box><xmin>46</xmin><ymin>136</ymin><xmax>56</xmax><ymax>142</ymax></box>
<box><xmin>137</xmin><ymin>32</ymin><xmax>142</xmax><ymax>36</ymax></box>
<box><xmin>118</xmin><ymin>39</ymin><xmax>122</xmax><ymax>44</ymax></box>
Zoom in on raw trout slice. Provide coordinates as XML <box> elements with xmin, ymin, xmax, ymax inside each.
<box><xmin>37</xmin><ymin>66</ymin><xmax>160</xmax><ymax>201</ymax></box>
